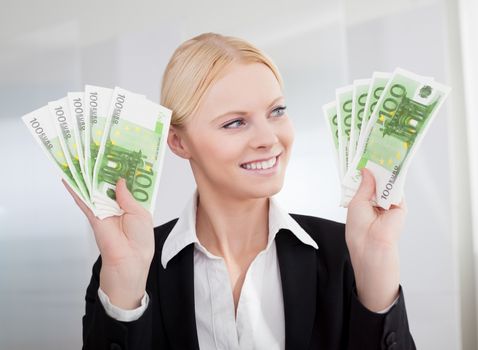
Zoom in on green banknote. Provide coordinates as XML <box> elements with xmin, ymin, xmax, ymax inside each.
<box><xmin>48</xmin><ymin>98</ymin><xmax>90</xmax><ymax>201</ymax></box>
<box><xmin>323</xmin><ymin>100</ymin><xmax>356</xmax><ymax>205</ymax></box>
<box><xmin>92</xmin><ymin>87</ymin><xmax>172</xmax><ymax>217</ymax></box>
<box><xmin>84</xmin><ymin>85</ymin><xmax>113</xmax><ymax>195</ymax></box>
<box><xmin>343</xmin><ymin>68</ymin><xmax>450</xmax><ymax>209</ymax></box>
<box><xmin>67</xmin><ymin>92</ymin><xmax>88</xmax><ymax>190</ymax></box>
<box><xmin>342</xmin><ymin>73</ymin><xmax>403</xmax><ymax>207</ymax></box>
<box><xmin>351</xmin><ymin>72</ymin><xmax>405</xmax><ymax>206</ymax></box>
<box><xmin>22</xmin><ymin>105</ymin><xmax>92</xmax><ymax>211</ymax></box>
<box><xmin>335</xmin><ymin>85</ymin><xmax>353</xmax><ymax>178</ymax></box>
<box><xmin>357</xmin><ymin>72</ymin><xmax>391</xmax><ymax>149</ymax></box>
<box><xmin>349</xmin><ymin>79</ymin><xmax>371</xmax><ymax>168</ymax></box>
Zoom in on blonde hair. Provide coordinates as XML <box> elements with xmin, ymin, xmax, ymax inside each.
<box><xmin>160</xmin><ymin>32</ymin><xmax>284</xmax><ymax>128</ymax></box>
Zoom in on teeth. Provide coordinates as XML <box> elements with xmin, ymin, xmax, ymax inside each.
<box><xmin>242</xmin><ymin>156</ymin><xmax>277</xmax><ymax>170</ymax></box>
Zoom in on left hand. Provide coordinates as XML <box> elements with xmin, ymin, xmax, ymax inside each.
<box><xmin>345</xmin><ymin>168</ymin><xmax>407</xmax><ymax>312</ymax></box>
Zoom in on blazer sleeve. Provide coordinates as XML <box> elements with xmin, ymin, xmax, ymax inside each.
<box><xmin>82</xmin><ymin>255</ymin><xmax>154</xmax><ymax>350</ymax></box>
<box><xmin>344</xmin><ymin>251</ymin><xmax>417</xmax><ymax>350</ymax></box>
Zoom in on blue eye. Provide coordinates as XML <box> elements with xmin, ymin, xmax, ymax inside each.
<box><xmin>221</xmin><ymin>105</ymin><xmax>287</xmax><ymax>130</ymax></box>
<box><xmin>271</xmin><ymin>106</ymin><xmax>287</xmax><ymax>117</ymax></box>
<box><xmin>222</xmin><ymin>119</ymin><xmax>245</xmax><ymax>129</ymax></box>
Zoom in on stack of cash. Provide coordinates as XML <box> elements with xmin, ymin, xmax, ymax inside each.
<box><xmin>22</xmin><ymin>85</ymin><xmax>172</xmax><ymax>219</ymax></box>
<box><xmin>322</xmin><ymin>68</ymin><xmax>450</xmax><ymax>209</ymax></box>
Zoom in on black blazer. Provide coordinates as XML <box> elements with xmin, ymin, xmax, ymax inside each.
<box><xmin>82</xmin><ymin>213</ymin><xmax>416</xmax><ymax>350</ymax></box>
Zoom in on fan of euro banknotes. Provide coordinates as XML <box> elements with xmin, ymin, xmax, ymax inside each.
<box><xmin>322</xmin><ymin>68</ymin><xmax>451</xmax><ymax>209</ymax></box>
<box><xmin>22</xmin><ymin>85</ymin><xmax>172</xmax><ymax>219</ymax></box>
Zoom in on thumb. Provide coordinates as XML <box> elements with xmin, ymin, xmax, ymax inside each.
<box><xmin>115</xmin><ymin>178</ymin><xmax>144</xmax><ymax>214</ymax></box>
<box><xmin>352</xmin><ymin>168</ymin><xmax>376</xmax><ymax>203</ymax></box>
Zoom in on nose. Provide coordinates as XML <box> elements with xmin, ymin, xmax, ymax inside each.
<box><xmin>249</xmin><ymin>118</ymin><xmax>280</xmax><ymax>149</ymax></box>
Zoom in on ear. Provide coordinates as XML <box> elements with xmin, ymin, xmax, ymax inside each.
<box><xmin>167</xmin><ymin>125</ymin><xmax>191</xmax><ymax>159</ymax></box>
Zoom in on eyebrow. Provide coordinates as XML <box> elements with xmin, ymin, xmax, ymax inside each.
<box><xmin>210</xmin><ymin>96</ymin><xmax>284</xmax><ymax>124</ymax></box>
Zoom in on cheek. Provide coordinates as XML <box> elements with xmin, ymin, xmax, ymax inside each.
<box><xmin>281</xmin><ymin>120</ymin><xmax>295</xmax><ymax>147</ymax></box>
<box><xmin>196</xmin><ymin>136</ymin><xmax>242</xmax><ymax>166</ymax></box>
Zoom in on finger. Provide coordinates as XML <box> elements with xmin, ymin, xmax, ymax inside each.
<box><xmin>114</xmin><ymin>178</ymin><xmax>146</xmax><ymax>215</ymax></box>
<box><xmin>62</xmin><ymin>179</ymin><xmax>97</xmax><ymax>223</ymax></box>
<box><xmin>352</xmin><ymin>168</ymin><xmax>376</xmax><ymax>203</ymax></box>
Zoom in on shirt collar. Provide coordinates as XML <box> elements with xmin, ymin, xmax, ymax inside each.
<box><xmin>161</xmin><ymin>188</ymin><xmax>318</xmax><ymax>269</ymax></box>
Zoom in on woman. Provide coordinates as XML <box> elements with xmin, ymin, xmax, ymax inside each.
<box><xmin>65</xmin><ymin>33</ymin><xmax>416</xmax><ymax>349</ymax></box>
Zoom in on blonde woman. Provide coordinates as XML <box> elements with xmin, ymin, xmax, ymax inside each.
<box><xmin>65</xmin><ymin>33</ymin><xmax>416</xmax><ymax>349</ymax></box>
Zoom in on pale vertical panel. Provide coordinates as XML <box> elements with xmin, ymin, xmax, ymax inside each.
<box><xmin>457</xmin><ymin>0</ymin><xmax>478</xmax><ymax>347</ymax></box>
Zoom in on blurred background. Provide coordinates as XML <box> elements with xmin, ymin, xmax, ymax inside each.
<box><xmin>0</xmin><ymin>0</ymin><xmax>477</xmax><ymax>348</ymax></box>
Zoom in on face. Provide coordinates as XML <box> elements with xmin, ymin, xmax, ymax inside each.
<box><xmin>168</xmin><ymin>62</ymin><xmax>295</xmax><ymax>201</ymax></box>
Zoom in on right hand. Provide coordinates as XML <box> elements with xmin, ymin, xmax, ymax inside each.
<box><xmin>63</xmin><ymin>178</ymin><xmax>155</xmax><ymax>309</ymax></box>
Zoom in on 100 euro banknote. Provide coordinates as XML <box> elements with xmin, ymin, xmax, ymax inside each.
<box><xmin>342</xmin><ymin>73</ymin><xmax>404</xmax><ymax>207</ymax></box>
<box><xmin>67</xmin><ymin>92</ymin><xmax>88</xmax><ymax>189</ymax></box>
<box><xmin>48</xmin><ymin>97</ymin><xmax>90</xmax><ymax>201</ymax></box>
<box><xmin>84</xmin><ymin>85</ymin><xmax>113</xmax><ymax>194</ymax></box>
<box><xmin>342</xmin><ymin>68</ymin><xmax>450</xmax><ymax>209</ymax></box>
<box><xmin>22</xmin><ymin>105</ymin><xmax>94</xmax><ymax>212</ymax></box>
<box><xmin>92</xmin><ymin>87</ymin><xmax>172</xmax><ymax>218</ymax></box>
<box><xmin>349</xmin><ymin>79</ymin><xmax>371</xmax><ymax>168</ymax></box>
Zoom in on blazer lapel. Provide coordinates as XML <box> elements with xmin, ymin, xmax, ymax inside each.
<box><xmin>276</xmin><ymin>228</ymin><xmax>318</xmax><ymax>350</ymax></box>
<box><xmin>156</xmin><ymin>226</ymin><xmax>317</xmax><ymax>350</ymax></box>
<box><xmin>158</xmin><ymin>243</ymin><xmax>200</xmax><ymax>350</ymax></box>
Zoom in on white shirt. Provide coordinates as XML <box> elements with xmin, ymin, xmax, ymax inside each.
<box><xmin>98</xmin><ymin>188</ymin><xmax>396</xmax><ymax>349</ymax></box>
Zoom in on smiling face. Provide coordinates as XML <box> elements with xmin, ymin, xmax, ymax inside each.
<box><xmin>168</xmin><ymin>62</ymin><xmax>295</xmax><ymax>201</ymax></box>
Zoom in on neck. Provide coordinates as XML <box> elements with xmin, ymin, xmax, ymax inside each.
<box><xmin>195</xmin><ymin>187</ymin><xmax>269</xmax><ymax>261</ymax></box>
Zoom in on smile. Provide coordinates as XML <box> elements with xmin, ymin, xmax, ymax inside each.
<box><xmin>240</xmin><ymin>153</ymin><xmax>281</xmax><ymax>173</ymax></box>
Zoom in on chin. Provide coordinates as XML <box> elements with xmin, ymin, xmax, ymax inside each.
<box><xmin>245</xmin><ymin>180</ymin><xmax>284</xmax><ymax>199</ymax></box>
